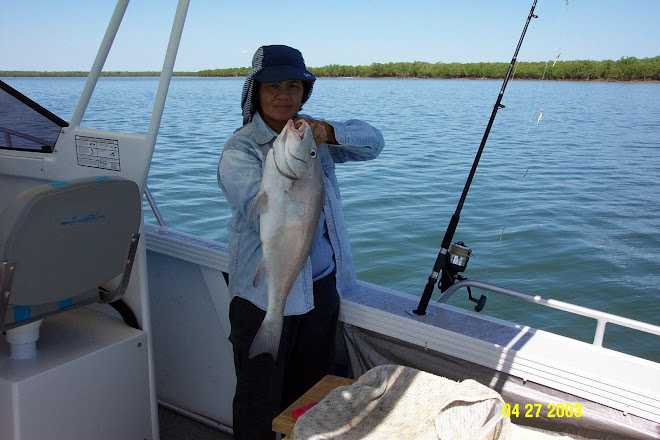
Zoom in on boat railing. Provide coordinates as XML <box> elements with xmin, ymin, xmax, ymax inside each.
<box><xmin>436</xmin><ymin>279</ymin><xmax>660</xmax><ymax>347</ymax></box>
<box><xmin>0</xmin><ymin>128</ymin><xmax>56</xmax><ymax>151</ymax></box>
<box><xmin>145</xmin><ymin>185</ymin><xmax>166</xmax><ymax>227</ymax></box>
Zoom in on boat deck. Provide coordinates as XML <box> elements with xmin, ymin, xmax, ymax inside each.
<box><xmin>159</xmin><ymin>406</ymin><xmax>232</xmax><ymax>440</ymax></box>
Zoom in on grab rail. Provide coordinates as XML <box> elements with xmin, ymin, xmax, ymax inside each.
<box><xmin>0</xmin><ymin>127</ymin><xmax>56</xmax><ymax>149</ymax></box>
<box><xmin>436</xmin><ymin>279</ymin><xmax>660</xmax><ymax>347</ymax></box>
<box><xmin>144</xmin><ymin>185</ymin><xmax>166</xmax><ymax>227</ymax></box>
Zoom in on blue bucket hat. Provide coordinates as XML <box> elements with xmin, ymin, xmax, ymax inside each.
<box><xmin>241</xmin><ymin>45</ymin><xmax>316</xmax><ymax>126</ymax></box>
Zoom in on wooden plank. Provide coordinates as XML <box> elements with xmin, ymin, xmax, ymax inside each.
<box><xmin>273</xmin><ymin>375</ymin><xmax>355</xmax><ymax>437</ymax></box>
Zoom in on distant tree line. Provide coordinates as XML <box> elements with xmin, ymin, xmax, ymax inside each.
<box><xmin>305</xmin><ymin>56</ymin><xmax>660</xmax><ymax>81</ymax></box>
<box><xmin>2</xmin><ymin>56</ymin><xmax>658</xmax><ymax>81</ymax></box>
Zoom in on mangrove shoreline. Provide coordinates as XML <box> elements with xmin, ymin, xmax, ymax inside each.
<box><xmin>2</xmin><ymin>57</ymin><xmax>659</xmax><ymax>81</ymax></box>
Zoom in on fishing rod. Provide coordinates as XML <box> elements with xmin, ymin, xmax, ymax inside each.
<box><xmin>413</xmin><ymin>0</ymin><xmax>539</xmax><ymax>316</ymax></box>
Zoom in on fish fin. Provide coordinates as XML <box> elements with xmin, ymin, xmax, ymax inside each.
<box><xmin>249</xmin><ymin>319</ymin><xmax>282</xmax><ymax>360</ymax></box>
<box><xmin>253</xmin><ymin>259</ymin><xmax>267</xmax><ymax>287</ymax></box>
<box><xmin>248</xmin><ymin>191</ymin><xmax>268</xmax><ymax>222</ymax></box>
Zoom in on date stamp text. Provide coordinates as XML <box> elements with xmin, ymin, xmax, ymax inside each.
<box><xmin>503</xmin><ymin>403</ymin><xmax>582</xmax><ymax>418</ymax></box>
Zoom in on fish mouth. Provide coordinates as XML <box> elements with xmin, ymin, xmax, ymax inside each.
<box><xmin>287</xmin><ymin>151</ymin><xmax>309</xmax><ymax>165</ymax></box>
<box><xmin>273</xmin><ymin>149</ymin><xmax>300</xmax><ymax>179</ymax></box>
<box><xmin>272</xmin><ymin>119</ymin><xmax>311</xmax><ymax>179</ymax></box>
<box><xmin>286</xmin><ymin>121</ymin><xmax>310</xmax><ymax>165</ymax></box>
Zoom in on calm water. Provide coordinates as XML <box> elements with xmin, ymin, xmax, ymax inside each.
<box><xmin>4</xmin><ymin>77</ymin><xmax>660</xmax><ymax>361</ymax></box>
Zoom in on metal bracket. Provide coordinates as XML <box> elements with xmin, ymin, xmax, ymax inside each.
<box><xmin>0</xmin><ymin>261</ymin><xmax>16</xmax><ymax>328</ymax></box>
<box><xmin>100</xmin><ymin>233</ymin><xmax>140</xmax><ymax>303</ymax></box>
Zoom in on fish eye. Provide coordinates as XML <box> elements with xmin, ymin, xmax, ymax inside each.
<box><xmin>310</xmin><ymin>150</ymin><xmax>317</xmax><ymax>158</ymax></box>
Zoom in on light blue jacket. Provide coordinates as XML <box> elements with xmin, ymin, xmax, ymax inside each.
<box><xmin>217</xmin><ymin>112</ymin><xmax>384</xmax><ymax>315</ymax></box>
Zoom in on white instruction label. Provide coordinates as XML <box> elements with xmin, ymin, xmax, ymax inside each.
<box><xmin>76</xmin><ymin>135</ymin><xmax>120</xmax><ymax>171</ymax></box>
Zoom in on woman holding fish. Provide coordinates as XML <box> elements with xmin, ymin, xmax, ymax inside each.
<box><xmin>218</xmin><ymin>44</ymin><xmax>384</xmax><ymax>440</ymax></box>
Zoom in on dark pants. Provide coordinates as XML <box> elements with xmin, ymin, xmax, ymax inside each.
<box><xmin>229</xmin><ymin>272</ymin><xmax>340</xmax><ymax>440</ymax></box>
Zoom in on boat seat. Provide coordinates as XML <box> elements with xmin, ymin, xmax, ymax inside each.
<box><xmin>0</xmin><ymin>176</ymin><xmax>141</xmax><ymax>331</ymax></box>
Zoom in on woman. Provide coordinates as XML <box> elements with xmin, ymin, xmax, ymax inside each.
<box><xmin>217</xmin><ymin>44</ymin><xmax>384</xmax><ymax>439</ymax></box>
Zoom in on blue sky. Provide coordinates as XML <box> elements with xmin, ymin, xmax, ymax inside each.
<box><xmin>2</xmin><ymin>0</ymin><xmax>658</xmax><ymax>71</ymax></box>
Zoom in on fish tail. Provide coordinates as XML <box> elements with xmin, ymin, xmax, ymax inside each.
<box><xmin>248</xmin><ymin>319</ymin><xmax>282</xmax><ymax>360</ymax></box>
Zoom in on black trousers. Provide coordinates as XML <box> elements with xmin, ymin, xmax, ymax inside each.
<box><xmin>229</xmin><ymin>272</ymin><xmax>340</xmax><ymax>440</ymax></box>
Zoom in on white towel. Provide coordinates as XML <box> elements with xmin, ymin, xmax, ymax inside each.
<box><xmin>292</xmin><ymin>365</ymin><xmax>510</xmax><ymax>440</ymax></box>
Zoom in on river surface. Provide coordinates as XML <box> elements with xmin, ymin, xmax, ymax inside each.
<box><xmin>4</xmin><ymin>76</ymin><xmax>659</xmax><ymax>361</ymax></box>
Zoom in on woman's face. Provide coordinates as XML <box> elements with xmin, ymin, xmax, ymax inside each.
<box><xmin>258</xmin><ymin>80</ymin><xmax>304</xmax><ymax>132</ymax></box>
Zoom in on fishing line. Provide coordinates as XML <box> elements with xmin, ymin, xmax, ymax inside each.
<box><xmin>522</xmin><ymin>0</ymin><xmax>569</xmax><ymax>144</ymax></box>
<box><xmin>498</xmin><ymin>1</ymin><xmax>570</xmax><ymax>244</ymax></box>
<box><xmin>524</xmin><ymin>61</ymin><xmax>548</xmax><ymax>140</ymax></box>
<box><xmin>495</xmin><ymin>76</ymin><xmax>545</xmax><ymax>246</ymax></box>
<box><xmin>511</xmin><ymin>59</ymin><xmax>520</xmax><ymax>80</ymax></box>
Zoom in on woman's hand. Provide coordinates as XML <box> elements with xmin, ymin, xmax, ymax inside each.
<box><xmin>295</xmin><ymin>117</ymin><xmax>337</xmax><ymax>146</ymax></box>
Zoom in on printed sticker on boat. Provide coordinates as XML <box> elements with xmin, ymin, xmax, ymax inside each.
<box><xmin>75</xmin><ymin>135</ymin><xmax>121</xmax><ymax>171</ymax></box>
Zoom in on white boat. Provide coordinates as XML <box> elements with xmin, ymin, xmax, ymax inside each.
<box><xmin>1</xmin><ymin>1</ymin><xmax>659</xmax><ymax>439</ymax></box>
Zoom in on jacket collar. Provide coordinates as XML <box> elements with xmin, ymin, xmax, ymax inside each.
<box><xmin>251</xmin><ymin>112</ymin><xmax>278</xmax><ymax>145</ymax></box>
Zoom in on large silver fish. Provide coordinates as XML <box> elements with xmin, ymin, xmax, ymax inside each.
<box><xmin>248</xmin><ymin>119</ymin><xmax>325</xmax><ymax>359</ymax></box>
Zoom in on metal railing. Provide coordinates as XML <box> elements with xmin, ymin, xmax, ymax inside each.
<box><xmin>436</xmin><ymin>279</ymin><xmax>660</xmax><ymax>347</ymax></box>
<box><xmin>144</xmin><ymin>185</ymin><xmax>166</xmax><ymax>227</ymax></box>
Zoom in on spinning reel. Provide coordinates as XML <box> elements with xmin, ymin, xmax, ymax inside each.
<box><xmin>440</xmin><ymin>242</ymin><xmax>486</xmax><ymax>312</ymax></box>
